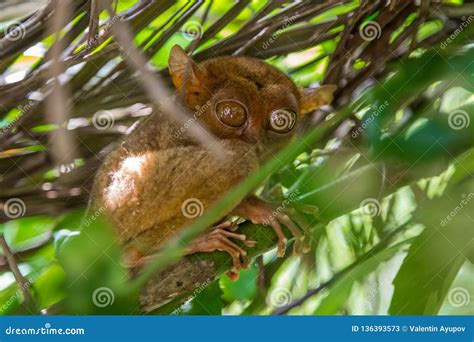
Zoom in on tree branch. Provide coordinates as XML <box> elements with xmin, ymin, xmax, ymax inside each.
<box><xmin>0</xmin><ymin>234</ymin><xmax>37</xmax><ymax>313</ymax></box>
<box><xmin>138</xmin><ymin>221</ymin><xmax>284</xmax><ymax>312</ymax></box>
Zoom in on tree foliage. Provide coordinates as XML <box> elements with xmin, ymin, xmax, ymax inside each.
<box><xmin>0</xmin><ymin>0</ymin><xmax>473</xmax><ymax>315</ymax></box>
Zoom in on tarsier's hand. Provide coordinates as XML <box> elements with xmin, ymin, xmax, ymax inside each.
<box><xmin>232</xmin><ymin>196</ymin><xmax>311</xmax><ymax>257</ymax></box>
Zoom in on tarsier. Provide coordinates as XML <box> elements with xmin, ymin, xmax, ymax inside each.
<box><xmin>89</xmin><ymin>45</ymin><xmax>335</xmax><ymax>275</ymax></box>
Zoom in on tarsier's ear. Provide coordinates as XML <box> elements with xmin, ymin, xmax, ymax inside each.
<box><xmin>168</xmin><ymin>45</ymin><xmax>203</xmax><ymax>95</ymax></box>
<box><xmin>299</xmin><ymin>85</ymin><xmax>337</xmax><ymax>115</ymax></box>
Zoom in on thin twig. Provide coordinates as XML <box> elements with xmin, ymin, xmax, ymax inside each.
<box><xmin>0</xmin><ymin>232</ymin><xmax>53</xmax><ymax>272</ymax></box>
<box><xmin>271</xmin><ymin>222</ymin><xmax>412</xmax><ymax>315</ymax></box>
<box><xmin>45</xmin><ymin>0</ymin><xmax>77</xmax><ymax>168</ymax></box>
<box><xmin>0</xmin><ymin>234</ymin><xmax>37</xmax><ymax>313</ymax></box>
<box><xmin>105</xmin><ymin>3</ymin><xmax>226</xmax><ymax>159</ymax></box>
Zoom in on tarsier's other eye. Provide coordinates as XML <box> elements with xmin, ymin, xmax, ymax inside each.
<box><xmin>269</xmin><ymin>109</ymin><xmax>297</xmax><ymax>133</ymax></box>
<box><xmin>215</xmin><ymin>100</ymin><xmax>247</xmax><ymax>128</ymax></box>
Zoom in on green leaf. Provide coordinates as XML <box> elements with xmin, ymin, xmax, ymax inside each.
<box><xmin>56</xmin><ymin>215</ymin><xmax>137</xmax><ymax>314</ymax></box>
<box><xmin>188</xmin><ymin>281</ymin><xmax>223</xmax><ymax>315</ymax></box>
<box><xmin>33</xmin><ymin>262</ymin><xmax>65</xmax><ymax>309</ymax></box>
<box><xmin>389</xmin><ymin>194</ymin><xmax>474</xmax><ymax>314</ymax></box>
<box><xmin>315</xmin><ymin>239</ymin><xmax>413</xmax><ymax>315</ymax></box>
<box><xmin>220</xmin><ymin>264</ymin><xmax>258</xmax><ymax>302</ymax></box>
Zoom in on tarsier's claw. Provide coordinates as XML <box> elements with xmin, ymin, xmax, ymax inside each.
<box><xmin>226</xmin><ymin>271</ymin><xmax>239</xmax><ymax>281</ymax></box>
<box><xmin>276</xmin><ymin>236</ymin><xmax>288</xmax><ymax>257</ymax></box>
<box><xmin>302</xmin><ymin>238</ymin><xmax>312</xmax><ymax>253</ymax></box>
<box><xmin>277</xmin><ymin>213</ymin><xmax>305</xmax><ymax>256</ymax></box>
<box><xmin>244</xmin><ymin>239</ymin><xmax>257</xmax><ymax>248</ymax></box>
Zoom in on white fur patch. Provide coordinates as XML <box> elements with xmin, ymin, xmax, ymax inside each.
<box><xmin>105</xmin><ymin>155</ymin><xmax>147</xmax><ymax>209</ymax></box>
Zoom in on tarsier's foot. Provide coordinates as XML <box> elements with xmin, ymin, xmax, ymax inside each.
<box><xmin>185</xmin><ymin>221</ymin><xmax>256</xmax><ymax>273</ymax></box>
<box><xmin>233</xmin><ymin>196</ymin><xmax>310</xmax><ymax>257</ymax></box>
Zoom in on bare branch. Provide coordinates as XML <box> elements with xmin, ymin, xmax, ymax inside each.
<box><xmin>0</xmin><ymin>234</ymin><xmax>37</xmax><ymax>313</ymax></box>
<box><xmin>104</xmin><ymin>3</ymin><xmax>227</xmax><ymax>160</ymax></box>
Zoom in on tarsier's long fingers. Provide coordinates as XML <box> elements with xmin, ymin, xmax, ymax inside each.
<box><xmin>186</xmin><ymin>234</ymin><xmax>245</xmax><ymax>272</ymax></box>
<box><xmin>215</xmin><ymin>229</ymin><xmax>258</xmax><ymax>248</ymax></box>
<box><xmin>281</xmin><ymin>209</ymin><xmax>312</xmax><ymax>253</ymax></box>
<box><xmin>210</xmin><ymin>221</ymin><xmax>257</xmax><ymax>247</ymax></box>
<box><xmin>264</xmin><ymin>215</ymin><xmax>288</xmax><ymax>257</ymax></box>
<box><xmin>276</xmin><ymin>213</ymin><xmax>305</xmax><ymax>256</ymax></box>
<box><xmin>232</xmin><ymin>198</ymin><xmax>288</xmax><ymax>257</ymax></box>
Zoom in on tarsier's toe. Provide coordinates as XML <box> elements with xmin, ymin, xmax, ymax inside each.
<box><xmin>292</xmin><ymin>239</ymin><xmax>302</xmax><ymax>256</ymax></box>
<box><xmin>302</xmin><ymin>237</ymin><xmax>312</xmax><ymax>253</ymax></box>
<box><xmin>226</xmin><ymin>270</ymin><xmax>240</xmax><ymax>281</ymax></box>
<box><xmin>243</xmin><ymin>239</ymin><xmax>257</xmax><ymax>248</ymax></box>
<box><xmin>276</xmin><ymin>237</ymin><xmax>288</xmax><ymax>257</ymax></box>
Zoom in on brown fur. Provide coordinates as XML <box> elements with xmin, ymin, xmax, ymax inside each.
<box><xmin>88</xmin><ymin>45</ymin><xmax>335</xmax><ymax>256</ymax></box>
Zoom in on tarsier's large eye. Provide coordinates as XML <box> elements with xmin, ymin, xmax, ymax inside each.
<box><xmin>269</xmin><ymin>109</ymin><xmax>297</xmax><ymax>133</ymax></box>
<box><xmin>215</xmin><ymin>100</ymin><xmax>247</xmax><ymax>128</ymax></box>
